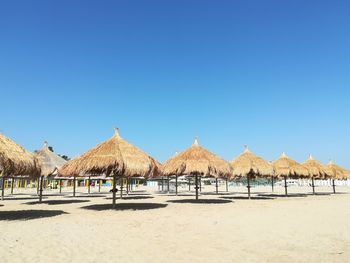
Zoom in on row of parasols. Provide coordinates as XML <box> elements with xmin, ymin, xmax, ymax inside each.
<box><xmin>1</xmin><ymin>128</ymin><xmax>349</xmax><ymax>207</ymax></box>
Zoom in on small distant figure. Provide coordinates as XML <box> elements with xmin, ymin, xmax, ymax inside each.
<box><xmin>109</xmin><ymin>188</ymin><xmax>119</xmax><ymax>193</ymax></box>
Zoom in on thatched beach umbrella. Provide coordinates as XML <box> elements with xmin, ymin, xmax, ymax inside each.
<box><xmin>302</xmin><ymin>155</ymin><xmax>332</xmax><ymax>194</ymax></box>
<box><xmin>231</xmin><ymin>146</ymin><xmax>274</xmax><ymax>199</ymax></box>
<box><xmin>327</xmin><ymin>160</ymin><xmax>350</xmax><ymax>194</ymax></box>
<box><xmin>59</xmin><ymin>128</ymin><xmax>159</xmax><ymax>208</ymax></box>
<box><xmin>35</xmin><ymin>141</ymin><xmax>67</xmax><ymax>201</ymax></box>
<box><xmin>272</xmin><ymin>153</ymin><xmax>309</xmax><ymax>196</ymax></box>
<box><xmin>162</xmin><ymin>137</ymin><xmax>231</xmax><ymax>200</ymax></box>
<box><xmin>0</xmin><ymin>133</ymin><xmax>41</xmax><ymax>200</ymax></box>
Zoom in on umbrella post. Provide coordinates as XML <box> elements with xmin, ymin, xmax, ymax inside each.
<box><xmin>332</xmin><ymin>179</ymin><xmax>336</xmax><ymax>194</ymax></box>
<box><xmin>126</xmin><ymin>178</ymin><xmax>129</xmax><ymax>195</ymax></box>
<box><xmin>39</xmin><ymin>176</ymin><xmax>44</xmax><ymax>203</ymax></box>
<box><xmin>195</xmin><ymin>174</ymin><xmax>199</xmax><ymax>200</ymax></box>
<box><xmin>167</xmin><ymin>176</ymin><xmax>170</xmax><ymax>194</ymax></box>
<box><xmin>59</xmin><ymin>179</ymin><xmax>62</xmax><ymax>194</ymax></box>
<box><xmin>284</xmin><ymin>176</ymin><xmax>288</xmax><ymax>196</ymax></box>
<box><xmin>226</xmin><ymin>178</ymin><xmax>228</xmax><ymax>192</ymax></box>
<box><xmin>112</xmin><ymin>174</ymin><xmax>117</xmax><ymax>209</ymax></box>
<box><xmin>1</xmin><ymin>176</ymin><xmax>5</xmax><ymax>200</ymax></box>
<box><xmin>175</xmin><ymin>175</ymin><xmax>178</xmax><ymax>195</ymax></box>
<box><xmin>120</xmin><ymin>178</ymin><xmax>123</xmax><ymax>199</ymax></box>
<box><xmin>88</xmin><ymin>176</ymin><xmax>91</xmax><ymax>194</ymax></box>
<box><xmin>36</xmin><ymin>177</ymin><xmax>40</xmax><ymax>195</ymax></box>
<box><xmin>247</xmin><ymin>173</ymin><xmax>251</xmax><ymax>199</ymax></box>
<box><xmin>188</xmin><ymin>177</ymin><xmax>191</xmax><ymax>192</ymax></box>
<box><xmin>311</xmin><ymin>177</ymin><xmax>315</xmax><ymax>195</ymax></box>
<box><xmin>73</xmin><ymin>176</ymin><xmax>76</xmax><ymax>197</ymax></box>
<box><xmin>11</xmin><ymin>177</ymin><xmax>14</xmax><ymax>194</ymax></box>
<box><xmin>271</xmin><ymin>176</ymin><xmax>274</xmax><ymax>192</ymax></box>
<box><xmin>215</xmin><ymin>178</ymin><xmax>218</xmax><ymax>194</ymax></box>
<box><xmin>98</xmin><ymin>180</ymin><xmax>101</xmax><ymax>192</ymax></box>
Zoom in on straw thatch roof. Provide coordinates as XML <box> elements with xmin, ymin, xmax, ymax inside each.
<box><xmin>35</xmin><ymin>142</ymin><xmax>67</xmax><ymax>177</ymax></box>
<box><xmin>0</xmin><ymin>133</ymin><xmax>41</xmax><ymax>177</ymax></box>
<box><xmin>162</xmin><ymin>137</ymin><xmax>232</xmax><ymax>177</ymax></box>
<box><xmin>272</xmin><ymin>152</ymin><xmax>309</xmax><ymax>178</ymax></box>
<box><xmin>302</xmin><ymin>155</ymin><xmax>332</xmax><ymax>179</ymax></box>
<box><xmin>59</xmin><ymin>128</ymin><xmax>159</xmax><ymax>177</ymax></box>
<box><xmin>327</xmin><ymin>160</ymin><xmax>350</xmax><ymax>180</ymax></box>
<box><xmin>231</xmin><ymin>146</ymin><xmax>274</xmax><ymax>177</ymax></box>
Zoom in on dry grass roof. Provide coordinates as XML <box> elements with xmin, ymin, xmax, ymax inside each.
<box><xmin>0</xmin><ymin>133</ymin><xmax>41</xmax><ymax>177</ymax></box>
<box><xmin>35</xmin><ymin>142</ymin><xmax>67</xmax><ymax>177</ymax></box>
<box><xmin>327</xmin><ymin>161</ymin><xmax>350</xmax><ymax>180</ymax></box>
<box><xmin>162</xmin><ymin>137</ymin><xmax>232</xmax><ymax>177</ymax></box>
<box><xmin>272</xmin><ymin>152</ymin><xmax>309</xmax><ymax>178</ymax></box>
<box><xmin>231</xmin><ymin>146</ymin><xmax>274</xmax><ymax>177</ymax></box>
<box><xmin>302</xmin><ymin>155</ymin><xmax>332</xmax><ymax>179</ymax></box>
<box><xmin>59</xmin><ymin>128</ymin><xmax>159</xmax><ymax>177</ymax></box>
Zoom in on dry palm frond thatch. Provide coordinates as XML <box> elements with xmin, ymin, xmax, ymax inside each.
<box><xmin>231</xmin><ymin>146</ymin><xmax>274</xmax><ymax>178</ymax></box>
<box><xmin>302</xmin><ymin>155</ymin><xmax>332</xmax><ymax>179</ymax></box>
<box><xmin>59</xmin><ymin>128</ymin><xmax>159</xmax><ymax>178</ymax></box>
<box><xmin>162</xmin><ymin>137</ymin><xmax>232</xmax><ymax>178</ymax></box>
<box><xmin>272</xmin><ymin>153</ymin><xmax>309</xmax><ymax>178</ymax></box>
<box><xmin>0</xmin><ymin>133</ymin><xmax>41</xmax><ymax>177</ymax></box>
<box><xmin>35</xmin><ymin>142</ymin><xmax>67</xmax><ymax>177</ymax></box>
<box><xmin>327</xmin><ymin>160</ymin><xmax>349</xmax><ymax>180</ymax></box>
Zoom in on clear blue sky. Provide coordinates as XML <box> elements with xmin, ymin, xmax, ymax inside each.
<box><xmin>1</xmin><ymin>0</ymin><xmax>349</xmax><ymax>167</ymax></box>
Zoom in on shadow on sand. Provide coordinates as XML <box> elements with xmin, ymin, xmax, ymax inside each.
<box><xmin>258</xmin><ymin>193</ymin><xmax>307</xmax><ymax>198</ymax></box>
<box><xmin>65</xmin><ymin>195</ymin><xmax>107</xmax><ymax>198</ymax></box>
<box><xmin>2</xmin><ymin>196</ymin><xmax>48</xmax><ymax>201</ymax></box>
<box><xmin>25</xmin><ymin>199</ymin><xmax>91</xmax><ymax>205</ymax></box>
<box><xmin>221</xmin><ymin>196</ymin><xmax>274</xmax><ymax>200</ymax></box>
<box><xmin>81</xmin><ymin>203</ymin><xmax>167</xmax><ymax>211</ymax></box>
<box><xmin>167</xmin><ymin>199</ymin><xmax>232</xmax><ymax>204</ymax></box>
<box><xmin>105</xmin><ymin>196</ymin><xmax>154</xmax><ymax>200</ymax></box>
<box><xmin>0</xmin><ymin>210</ymin><xmax>67</xmax><ymax>221</ymax></box>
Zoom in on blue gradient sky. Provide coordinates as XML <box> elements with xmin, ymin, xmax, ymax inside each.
<box><xmin>1</xmin><ymin>0</ymin><xmax>349</xmax><ymax>167</ymax></box>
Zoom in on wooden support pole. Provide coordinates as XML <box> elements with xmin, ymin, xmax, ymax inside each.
<box><xmin>311</xmin><ymin>177</ymin><xmax>315</xmax><ymax>195</ymax></box>
<box><xmin>215</xmin><ymin>178</ymin><xmax>219</xmax><ymax>194</ymax></box>
<box><xmin>88</xmin><ymin>176</ymin><xmax>91</xmax><ymax>194</ymax></box>
<box><xmin>167</xmin><ymin>176</ymin><xmax>170</xmax><ymax>193</ymax></box>
<box><xmin>1</xmin><ymin>176</ymin><xmax>5</xmax><ymax>200</ymax></box>
<box><xmin>98</xmin><ymin>180</ymin><xmax>101</xmax><ymax>193</ymax></box>
<box><xmin>120</xmin><ymin>178</ymin><xmax>123</xmax><ymax>199</ymax></box>
<box><xmin>161</xmin><ymin>176</ymin><xmax>164</xmax><ymax>192</ymax></box>
<box><xmin>73</xmin><ymin>176</ymin><xmax>76</xmax><ymax>197</ymax></box>
<box><xmin>11</xmin><ymin>177</ymin><xmax>14</xmax><ymax>194</ymax></box>
<box><xmin>247</xmin><ymin>173</ymin><xmax>251</xmax><ymax>199</ymax></box>
<box><xmin>59</xmin><ymin>179</ymin><xmax>62</xmax><ymax>194</ymax></box>
<box><xmin>195</xmin><ymin>174</ymin><xmax>199</xmax><ymax>200</ymax></box>
<box><xmin>226</xmin><ymin>178</ymin><xmax>228</xmax><ymax>192</ymax></box>
<box><xmin>39</xmin><ymin>176</ymin><xmax>44</xmax><ymax>203</ymax></box>
<box><xmin>284</xmin><ymin>176</ymin><xmax>288</xmax><ymax>196</ymax></box>
<box><xmin>126</xmin><ymin>178</ymin><xmax>129</xmax><ymax>195</ymax></box>
<box><xmin>36</xmin><ymin>177</ymin><xmax>40</xmax><ymax>195</ymax></box>
<box><xmin>271</xmin><ymin>176</ymin><xmax>274</xmax><ymax>192</ymax></box>
<box><xmin>332</xmin><ymin>179</ymin><xmax>336</xmax><ymax>194</ymax></box>
<box><xmin>188</xmin><ymin>177</ymin><xmax>191</xmax><ymax>192</ymax></box>
<box><xmin>112</xmin><ymin>174</ymin><xmax>117</xmax><ymax>209</ymax></box>
<box><xmin>175</xmin><ymin>175</ymin><xmax>178</xmax><ymax>196</ymax></box>
<box><xmin>199</xmin><ymin>177</ymin><xmax>202</xmax><ymax>192</ymax></box>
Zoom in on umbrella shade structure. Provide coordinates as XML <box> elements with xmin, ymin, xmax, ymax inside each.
<box><xmin>0</xmin><ymin>133</ymin><xmax>41</xmax><ymax>200</ymax></box>
<box><xmin>59</xmin><ymin>128</ymin><xmax>159</xmax><ymax>208</ymax></box>
<box><xmin>162</xmin><ymin>137</ymin><xmax>232</xmax><ymax>200</ymax></box>
<box><xmin>272</xmin><ymin>153</ymin><xmax>309</xmax><ymax>196</ymax></box>
<box><xmin>302</xmin><ymin>155</ymin><xmax>332</xmax><ymax>194</ymax></box>
<box><xmin>231</xmin><ymin>146</ymin><xmax>274</xmax><ymax>199</ymax></box>
<box><xmin>34</xmin><ymin>141</ymin><xmax>67</xmax><ymax>201</ymax></box>
<box><xmin>327</xmin><ymin>161</ymin><xmax>350</xmax><ymax>193</ymax></box>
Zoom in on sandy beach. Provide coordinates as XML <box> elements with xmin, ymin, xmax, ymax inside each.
<box><xmin>1</xmin><ymin>185</ymin><xmax>349</xmax><ymax>263</ymax></box>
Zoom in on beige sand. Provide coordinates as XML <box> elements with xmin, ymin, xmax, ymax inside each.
<box><xmin>1</xmin><ymin>184</ymin><xmax>350</xmax><ymax>263</ymax></box>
